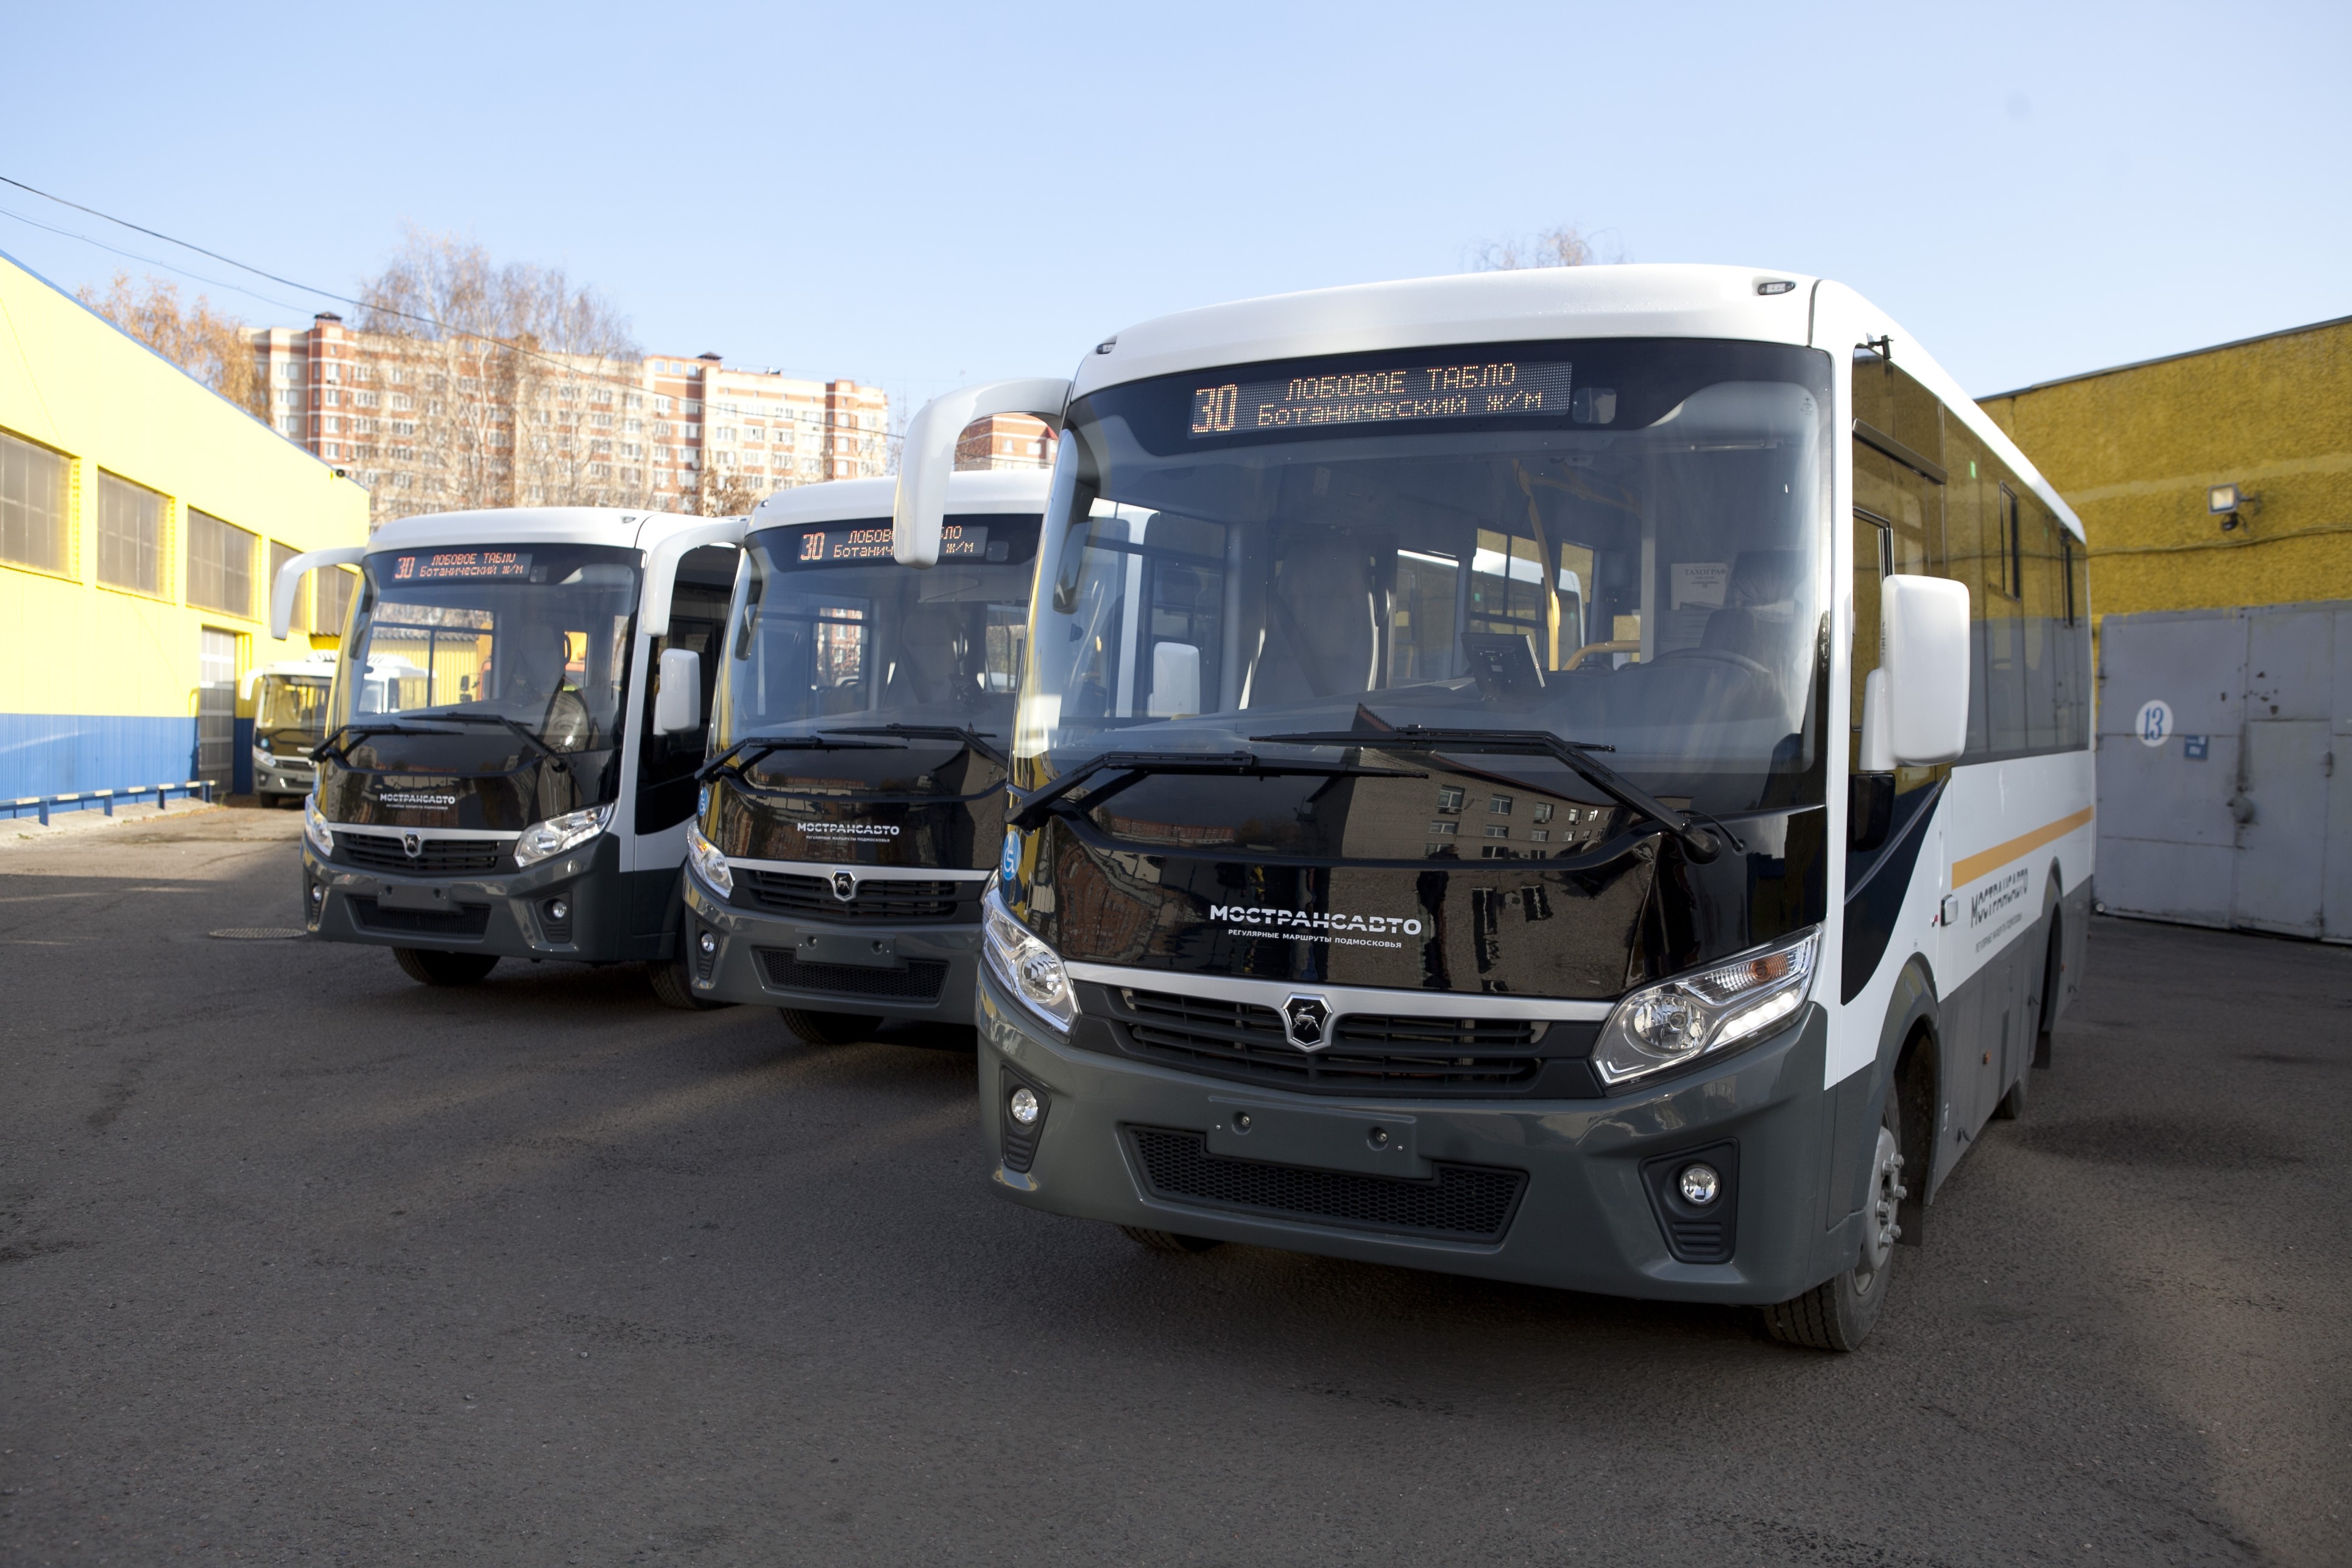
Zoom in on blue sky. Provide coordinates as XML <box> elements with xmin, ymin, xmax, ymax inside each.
<box><xmin>5</xmin><ymin>1</ymin><xmax>2345</xmax><ymax>415</ymax></box>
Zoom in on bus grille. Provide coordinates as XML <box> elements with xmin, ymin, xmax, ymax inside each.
<box><xmin>348</xmin><ymin>898</ymin><xmax>493</xmax><ymax>938</ymax></box>
<box><xmin>1124</xmin><ymin>1127</ymin><xmax>1525</xmax><ymax>1240</ymax></box>
<box><xmin>339</xmin><ymin>832</ymin><xmax>509</xmax><ymax>875</ymax></box>
<box><xmin>1101</xmin><ymin>987</ymin><xmax>1545</xmax><ymax>1095</ymax></box>
<box><xmin>754</xmin><ymin>948</ymin><xmax>948</xmax><ymax>1000</ymax></box>
<box><xmin>738</xmin><ymin>871</ymin><xmax>974</xmax><ymax>923</ymax></box>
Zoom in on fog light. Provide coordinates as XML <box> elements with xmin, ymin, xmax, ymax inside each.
<box><xmin>549</xmin><ymin>899</ymin><xmax>570</xmax><ymax>922</ymax></box>
<box><xmin>698</xmin><ymin>930</ymin><xmax>717</xmax><ymax>955</ymax></box>
<box><xmin>1008</xmin><ymin>1086</ymin><xmax>1041</xmax><ymax>1126</ymax></box>
<box><xmin>308</xmin><ymin>883</ymin><xmax>323</xmax><ymax>905</ymax></box>
<box><xmin>1679</xmin><ymin>1163</ymin><xmax>1722</xmax><ymax>1206</ymax></box>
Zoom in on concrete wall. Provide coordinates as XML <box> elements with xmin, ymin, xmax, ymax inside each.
<box><xmin>0</xmin><ymin>249</ymin><xmax>372</xmax><ymax>801</ymax></box>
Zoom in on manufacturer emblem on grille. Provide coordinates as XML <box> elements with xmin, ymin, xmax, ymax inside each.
<box><xmin>402</xmin><ymin>832</ymin><xmax>422</xmax><ymax>858</ymax></box>
<box><xmin>1280</xmin><ymin>994</ymin><xmax>1333</xmax><ymax>1051</ymax></box>
<box><xmin>830</xmin><ymin>870</ymin><xmax>858</xmax><ymax>902</ymax></box>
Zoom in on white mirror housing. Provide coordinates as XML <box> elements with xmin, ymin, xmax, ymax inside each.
<box><xmin>654</xmin><ymin>648</ymin><xmax>702</xmax><ymax>735</ymax></box>
<box><xmin>270</xmin><ymin>545</ymin><xmax>369</xmax><ymax>640</ymax></box>
<box><xmin>1148</xmin><ymin>642</ymin><xmax>1201</xmax><ymax>718</ymax></box>
<box><xmin>892</xmin><ymin>378</ymin><xmax>1072</xmax><ymax>567</ymax></box>
<box><xmin>1880</xmin><ymin>574</ymin><xmax>1969</xmax><ymax>766</ymax></box>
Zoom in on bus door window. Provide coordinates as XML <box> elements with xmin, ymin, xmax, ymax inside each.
<box><xmin>636</xmin><ymin>547</ymin><xmax>736</xmax><ymax>833</ymax></box>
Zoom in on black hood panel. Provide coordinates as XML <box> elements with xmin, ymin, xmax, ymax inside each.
<box><xmin>1009</xmin><ymin>805</ymin><xmax>1826</xmax><ymax>1001</ymax></box>
<box><xmin>317</xmin><ymin>750</ymin><xmax>610</xmax><ymax>832</ymax></box>
<box><xmin>708</xmin><ymin>752</ymin><xmax>1008</xmax><ymax>871</ymax></box>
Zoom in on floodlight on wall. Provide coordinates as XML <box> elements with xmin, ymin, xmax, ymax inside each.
<box><xmin>2208</xmin><ymin>482</ymin><xmax>2259</xmax><ymax>531</ymax></box>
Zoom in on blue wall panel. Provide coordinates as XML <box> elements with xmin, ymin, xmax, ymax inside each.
<box><xmin>0</xmin><ymin>713</ymin><xmax>200</xmax><ymax>801</ymax></box>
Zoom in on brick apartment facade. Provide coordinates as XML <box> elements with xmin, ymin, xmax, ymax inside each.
<box><xmin>249</xmin><ymin>315</ymin><xmax>891</xmax><ymax>527</ymax></box>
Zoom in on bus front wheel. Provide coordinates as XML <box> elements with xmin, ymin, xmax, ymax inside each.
<box><xmin>647</xmin><ymin>956</ymin><xmax>730</xmax><ymax>1011</ymax></box>
<box><xmin>1763</xmin><ymin>1101</ymin><xmax>1905</xmax><ymax>1352</ymax></box>
<box><xmin>392</xmin><ymin>948</ymin><xmax>499</xmax><ymax>987</ymax></box>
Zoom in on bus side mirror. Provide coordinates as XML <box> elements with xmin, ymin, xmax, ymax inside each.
<box><xmin>1881</xmin><ymin>574</ymin><xmax>1969</xmax><ymax>766</ymax></box>
<box><xmin>893</xmin><ymin>378</ymin><xmax>1071</xmax><ymax>568</ymax></box>
<box><xmin>270</xmin><ymin>545</ymin><xmax>368</xmax><ymax>640</ymax></box>
<box><xmin>654</xmin><ymin>649</ymin><xmax>702</xmax><ymax>735</ymax></box>
<box><xmin>1148</xmin><ymin>643</ymin><xmax>1201</xmax><ymax>718</ymax></box>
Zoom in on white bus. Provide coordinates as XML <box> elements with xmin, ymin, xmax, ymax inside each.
<box><xmin>901</xmin><ymin>265</ymin><xmax>2092</xmax><ymax>1350</ymax></box>
<box><xmin>681</xmin><ymin>470</ymin><xmax>1051</xmax><ymax>1043</ymax></box>
<box><xmin>272</xmin><ymin>508</ymin><xmax>743</xmax><ymax>1003</ymax></box>
<box><xmin>244</xmin><ymin>651</ymin><xmax>337</xmax><ymax>804</ymax></box>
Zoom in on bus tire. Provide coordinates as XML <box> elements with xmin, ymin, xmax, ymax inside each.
<box><xmin>2033</xmin><ymin>912</ymin><xmax>2063</xmax><ymax>1070</ymax></box>
<box><xmin>778</xmin><ymin>1009</ymin><xmax>880</xmax><ymax>1047</ymax></box>
<box><xmin>647</xmin><ymin>958</ymin><xmax>729</xmax><ymax>1011</ymax></box>
<box><xmin>392</xmin><ymin>948</ymin><xmax>498</xmax><ymax>987</ymax></box>
<box><xmin>1763</xmin><ymin>1100</ymin><xmax>1904</xmax><ymax>1352</ymax></box>
<box><xmin>1119</xmin><ymin>1226</ymin><xmax>1223</xmax><ymax>1254</ymax></box>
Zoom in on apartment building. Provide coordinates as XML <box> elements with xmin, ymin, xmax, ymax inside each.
<box><xmin>955</xmin><ymin>412</ymin><xmax>1056</xmax><ymax>471</ymax></box>
<box><xmin>250</xmin><ymin>317</ymin><xmax>891</xmax><ymax>526</ymax></box>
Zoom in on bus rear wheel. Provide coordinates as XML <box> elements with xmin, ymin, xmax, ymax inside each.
<box><xmin>1119</xmin><ymin>1226</ymin><xmax>1223</xmax><ymax>1254</ymax></box>
<box><xmin>392</xmin><ymin>948</ymin><xmax>499</xmax><ymax>987</ymax></box>
<box><xmin>778</xmin><ymin>1009</ymin><xmax>880</xmax><ymax>1047</ymax></box>
<box><xmin>1763</xmin><ymin>1103</ymin><xmax>1905</xmax><ymax>1352</ymax></box>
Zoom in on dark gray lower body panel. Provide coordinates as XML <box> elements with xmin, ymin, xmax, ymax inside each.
<box><xmin>301</xmin><ymin>835</ymin><xmax>677</xmax><ymax>964</ymax></box>
<box><xmin>681</xmin><ymin>874</ymin><xmax>981</xmax><ymax>1026</ymax></box>
<box><xmin>977</xmin><ymin>973</ymin><xmax>1853</xmax><ymax>1305</ymax></box>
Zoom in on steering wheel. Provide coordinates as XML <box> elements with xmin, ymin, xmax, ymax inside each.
<box><xmin>1650</xmin><ymin>646</ymin><xmax>1776</xmax><ymax>683</ymax></box>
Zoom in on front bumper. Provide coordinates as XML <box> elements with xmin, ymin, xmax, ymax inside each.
<box><xmin>301</xmin><ymin>832</ymin><xmax>628</xmax><ymax>962</ymax></box>
<box><xmin>975</xmin><ymin>970</ymin><xmax>1847</xmax><ymax>1305</ymax></box>
<box><xmin>682</xmin><ymin>872</ymin><xmax>982</xmax><ymax>1025</ymax></box>
<box><xmin>254</xmin><ymin>755</ymin><xmax>317</xmax><ymax>798</ymax></box>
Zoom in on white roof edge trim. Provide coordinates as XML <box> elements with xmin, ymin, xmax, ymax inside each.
<box><xmin>1070</xmin><ymin>264</ymin><xmax>1821</xmax><ymax>401</ymax></box>
<box><xmin>360</xmin><ymin>507</ymin><xmax>722</xmax><ymax>556</ymax></box>
<box><xmin>752</xmin><ymin>468</ymin><xmax>1052</xmax><ymax>527</ymax></box>
<box><xmin>1812</xmin><ymin>282</ymin><xmax>2085</xmax><ymax>543</ymax></box>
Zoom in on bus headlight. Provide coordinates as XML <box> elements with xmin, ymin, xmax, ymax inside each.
<box><xmin>513</xmin><ymin>804</ymin><xmax>613</xmax><ymax>868</ymax></box>
<box><xmin>685</xmin><ymin>819</ymin><xmax>733</xmax><ymax>899</ymax></box>
<box><xmin>302</xmin><ymin>793</ymin><xmax>333</xmax><ymax>857</ymax></box>
<box><xmin>1593</xmin><ymin>927</ymin><xmax>1819</xmax><ymax>1087</ymax></box>
<box><xmin>982</xmin><ymin>884</ymin><xmax>1075</xmax><ymax>1035</ymax></box>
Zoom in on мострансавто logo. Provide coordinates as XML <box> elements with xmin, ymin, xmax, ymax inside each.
<box><xmin>375</xmin><ymin>791</ymin><xmax>457</xmax><ymax>810</ymax></box>
<box><xmin>796</xmin><ymin>821</ymin><xmax>900</xmax><ymax>838</ymax></box>
<box><xmin>1211</xmin><ymin>903</ymin><xmax>1424</xmax><ymax>950</ymax></box>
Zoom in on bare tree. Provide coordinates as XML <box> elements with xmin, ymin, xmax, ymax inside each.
<box><xmin>355</xmin><ymin>228</ymin><xmax>645</xmax><ymax>518</ymax></box>
<box><xmin>693</xmin><ymin>464</ymin><xmax>767</xmax><ymax>518</ymax></box>
<box><xmin>78</xmin><ymin>272</ymin><xmax>268</xmax><ymax>420</ymax></box>
<box><xmin>1471</xmin><ymin>223</ymin><xmax>1619</xmax><ymax>271</ymax></box>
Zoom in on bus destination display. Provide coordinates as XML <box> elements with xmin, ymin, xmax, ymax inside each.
<box><xmin>1190</xmin><ymin>359</ymin><xmax>1575</xmax><ymax>437</ymax></box>
<box><xmin>390</xmin><ymin>551</ymin><xmax>533</xmax><ymax>581</ymax></box>
<box><xmin>793</xmin><ymin>523</ymin><xmax>989</xmax><ymax>563</ymax></box>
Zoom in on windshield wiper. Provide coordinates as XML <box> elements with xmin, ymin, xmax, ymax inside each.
<box><xmin>696</xmin><ymin>732</ymin><xmax>909</xmax><ymax>786</ymax></box>
<box><xmin>824</xmin><ymin>724</ymin><xmax>1008</xmax><ymax>769</ymax></box>
<box><xmin>310</xmin><ymin>721</ymin><xmax>464</xmax><ymax>765</ymax></box>
<box><xmin>420</xmin><ymin>710</ymin><xmax>571</xmax><ymax>772</ymax></box>
<box><xmin>1009</xmin><ymin>750</ymin><xmax>1424</xmax><ymax>832</ymax></box>
<box><xmin>1251</xmin><ymin>724</ymin><xmax>1725</xmax><ymax>863</ymax></box>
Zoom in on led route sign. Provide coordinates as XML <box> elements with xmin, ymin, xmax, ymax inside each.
<box><xmin>791</xmin><ymin>523</ymin><xmax>990</xmax><ymax>563</ymax></box>
<box><xmin>390</xmin><ymin>550</ymin><xmax>533</xmax><ymax>581</ymax></box>
<box><xmin>1190</xmin><ymin>359</ymin><xmax>1576</xmax><ymax>437</ymax></box>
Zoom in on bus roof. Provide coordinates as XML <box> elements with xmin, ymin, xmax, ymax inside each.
<box><xmin>1070</xmin><ymin>263</ymin><xmax>2082</xmax><ymax>543</ymax></box>
<box><xmin>362</xmin><ymin>507</ymin><xmax>725</xmax><ymax>556</ymax></box>
<box><xmin>750</xmin><ymin>468</ymin><xmax>1050</xmax><ymax>530</ymax></box>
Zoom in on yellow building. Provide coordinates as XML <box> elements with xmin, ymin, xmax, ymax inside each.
<box><xmin>1978</xmin><ymin>314</ymin><xmax>2352</xmax><ymax>629</ymax></box>
<box><xmin>1</xmin><ymin>247</ymin><xmax>372</xmax><ymax>802</ymax></box>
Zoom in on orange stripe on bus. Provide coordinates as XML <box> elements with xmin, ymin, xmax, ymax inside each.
<box><xmin>1951</xmin><ymin>806</ymin><xmax>2094</xmax><ymax>888</ymax></box>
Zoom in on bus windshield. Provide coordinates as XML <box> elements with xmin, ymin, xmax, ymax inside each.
<box><xmin>255</xmin><ymin>675</ymin><xmax>330</xmax><ymax>736</ymax></box>
<box><xmin>714</xmin><ymin>513</ymin><xmax>1040</xmax><ymax>755</ymax></box>
<box><xmin>1020</xmin><ymin>339</ymin><xmax>1833</xmax><ymax>818</ymax></box>
<box><xmin>334</xmin><ymin>543</ymin><xmax>641</xmax><ymax>755</ymax></box>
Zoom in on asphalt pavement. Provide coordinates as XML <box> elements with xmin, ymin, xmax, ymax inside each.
<box><xmin>2</xmin><ymin>806</ymin><xmax>2345</xmax><ymax>1566</ymax></box>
